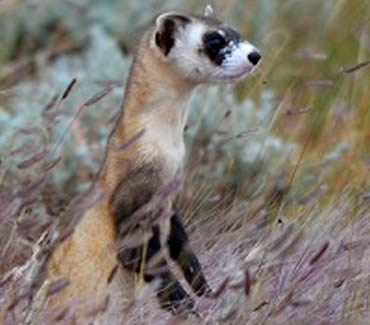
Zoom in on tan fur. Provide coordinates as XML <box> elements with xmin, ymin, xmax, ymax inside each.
<box><xmin>46</xmin><ymin>24</ymin><xmax>198</xmax><ymax>319</ymax></box>
<box><xmin>48</xmin><ymin>201</ymin><xmax>117</xmax><ymax>301</ymax></box>
<box><xmin>101</xmin><ymin>29</ymin><xmax>195</xmax><ymax>192</ymax></box>
<box><xmin>45</xmin><ymin>11</ymin><xmax>260</xmax><ymax>321</ymax></box>
<box><xmin>46</xmin><ymin>201</ymin><xmax>135</xmax><ymax>324</ymax></box>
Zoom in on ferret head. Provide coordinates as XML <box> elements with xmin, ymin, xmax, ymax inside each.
<box><xmin>151</xmin><ymin>9</ymin><xmax>261</xmax><ymax>84</ymax></box>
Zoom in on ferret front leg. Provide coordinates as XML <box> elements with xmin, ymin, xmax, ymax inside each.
<box><xmin>167</xmin><ymin>211</ymin><xmax>212</xmax><ymax>297</ymax></box>
<box><xmin>117</xmin><ymin>225</ymin><xmax>195</xmax><ymax>314</ymax></box>
<box><xmin>145</xmin><ymin>261</ymin><xmax>195</xmax><ymax>314</ymax></box>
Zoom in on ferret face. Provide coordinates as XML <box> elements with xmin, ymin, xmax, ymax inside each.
<box><xmin>153</xmin><ymin>11</ymin><xmax>261</xmax><ymax>84</ymax></box>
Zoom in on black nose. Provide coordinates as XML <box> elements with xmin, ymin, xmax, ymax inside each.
<box><xmin>248</xmin><ymin>51</ymin><xmax>261</xmax><ymax>65</ymax></box>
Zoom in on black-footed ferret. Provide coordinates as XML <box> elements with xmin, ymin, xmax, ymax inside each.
<box><xmin>47</xmin><ymin>6</ymin><xmax>261</xmax><ymax>320</ymax></box>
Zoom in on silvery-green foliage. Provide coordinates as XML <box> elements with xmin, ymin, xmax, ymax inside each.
<box><xmin>2</xmin><ymin>25</ymin><xmax>128</xmax><ymax>139</ymax></box>
<box><xmin>0</xmin><ymin>0</ymin><xmax>188</xmax><ymax>63</ymax></box>
<box><xmin>188</xmin><ymin>87</ymin><xmax>296</xmax><ymax>187</ymax></box>
<box><xmin>1</xmin><ymin>21</ymin><xmax>292</xmax><ymax>196</ymax></box>
<box><xmin>1</xmin><ymin>27</ymin><xmax>130</xmax><ymax>192</ymax></box>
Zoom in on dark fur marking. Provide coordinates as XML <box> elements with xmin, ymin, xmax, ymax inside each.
<box><xmin>112</xmin><ymin>163</ymin><xmax>162</xmax><ymax>272</ymax></box>
<box><xmin>202</xmin><ymin>27</ymin><xmax>241</xmax><ymax>66</ymax></box>
<box><xmin>118</xmin><ymin>220</ymin><xmax>195</xmax><ymax>313</ymax></box>
<box><xmin>156</xmin><ymin>14</ymin><xmax>190</xmax><ymax>56</ymax></box>
<box><xmin>167</xmin><ymin>212</ymin><xmax>189</xmax><ymax>260</ymax></box>
<box><xmin>223</xmin><ymin>27</ymin><xmax>241</xmax><ymax>43</ymax></box>
<box><xmin>117</xmin><ymin>225</ymin><xmax>161</xmax><ymax>272</ymax></box>
<box><xmin>157</xmin><ymin>18</ymin><xmax>175</xmax><ymax>56</ymax></box>
<box><xmin>167</xmin><ymin>212</ymin><xmax>212</xmax><ymax>296</ymax></box>
<box><xmin>110</xmin><ymin>164</ymin><xmax>161</xmax><ymax>226</ymax></box>
<box><xmin>110</xmin><ymin>162</ymin><xmax>210</xmax><ymax>311</ymax></box>
<box><xmin>156</xmin><ymin>269</ymin><xmax>194</xmax><ymax>314</ymax></box>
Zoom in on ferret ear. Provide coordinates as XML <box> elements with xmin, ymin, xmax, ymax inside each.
<box><xmin>204</xmin><ymin>5</ymin><xmax>214</xmax><ymax>17</ymax></box>
<box><xmin>154</xmin><ymin>12</ymin><xmax>191</xmax><ymax>56</ymax></box>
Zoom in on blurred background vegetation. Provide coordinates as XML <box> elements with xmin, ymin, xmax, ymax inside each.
<box><xmin>0</xmin><ymin>0</ymin><xmax>369</xmax><ymax>323</ymax></box>
<box><xmin>0</xmin><ymin>0</ymin><xmax>368</xmax><ymax>200</ymax></box>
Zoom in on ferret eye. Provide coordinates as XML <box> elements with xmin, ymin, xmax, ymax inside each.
<box><xmin>204</xmin><ymin>32</ymin><xmax>226</xmax><ymax>53</ymax></box>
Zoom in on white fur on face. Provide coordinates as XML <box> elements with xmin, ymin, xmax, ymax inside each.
<box><xmin>171</xmin><ymin>23</ymin><xmax>209</xmax><ymax>82</ymax></box>
<box><xmin>175</xmin><ymin>23</ymin><xmax>205</xmax><ymax>49</ymax></box>
<box><xmin>216</xmin><ymin>41</ymin><xmax>260</xmax><ymax>82</ymax></box>
<box><xmin>169</xmin><ymin>23</ymin><xmax>260</xmax><ymax>84</ymax></box>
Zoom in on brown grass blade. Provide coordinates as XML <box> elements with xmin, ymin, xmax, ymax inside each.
<box><xmin>61</xmin><ymin>78</ymin><xmax>77</xmax><ymax>100</ymax></box>
<box><xmin>17</xmin><ymin>150</ymin><xmax>49</xmax><ymax>169</ymax></box>
<box><xmin>84</xmin><ymin>87</ymin><xmax>113</xmax><ymax>107</ymax></box>
<box><xmin>309</xmin><ymin>241</ymin><xmax>330</xmax><ymax>265</ymax></box>
<box><xmin>119</xmin><ymin>129</ymin><xmax>146</xmax><ymax>151</ymax></box>
<box><xmin>343</xmin><ymin>60</ymin><xmax>370</xmax><ymax>74</ymax></box>
<box><xmin>47</xmin><ymin>278</ymin><xmax>71</xmax><ymax>297</ymax></box>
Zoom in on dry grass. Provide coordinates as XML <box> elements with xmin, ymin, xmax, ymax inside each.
<box><xmin>1</xmin><ymin>0</ymin><xmax>370</xmax><ymax>324</ymax></box>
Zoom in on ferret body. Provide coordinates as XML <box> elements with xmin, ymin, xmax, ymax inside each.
<box><xmin>46</xmin><ymin>8</ymin><xmax>261</xmax><ymax>322</ymax></box>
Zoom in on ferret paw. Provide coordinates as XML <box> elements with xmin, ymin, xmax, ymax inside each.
<box><xmin>158</xmin><ymin>283</ymin><xmax>195</xmax><ymax>315</ymax></box>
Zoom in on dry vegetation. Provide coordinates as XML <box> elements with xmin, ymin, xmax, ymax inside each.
<box><xmin>0</xmin><ymin>0</ymin><xmax>369</xmax><ymax>324</ymax></box>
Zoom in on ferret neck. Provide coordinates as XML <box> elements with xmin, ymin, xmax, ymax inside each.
<box><xmin>118</xmin><ymin>44</ymin><xmax>197</xmax><ymax>138</ymax></box>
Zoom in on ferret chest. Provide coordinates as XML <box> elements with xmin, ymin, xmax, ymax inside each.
<box><xmin>141</xmin><ymin>126</ymin><xmax>185</xmax><ymax>181</ymax></box>
<box><xmin>159</xmin><ymin>134</ymin><xmax>185</xmax><ymax>178</ymax></box>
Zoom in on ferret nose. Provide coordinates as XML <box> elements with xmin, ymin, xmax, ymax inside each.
<box><xmin>248</xmin><ymin>51</ymin><xmax>261</xmax><ymax>65</ymax></box>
